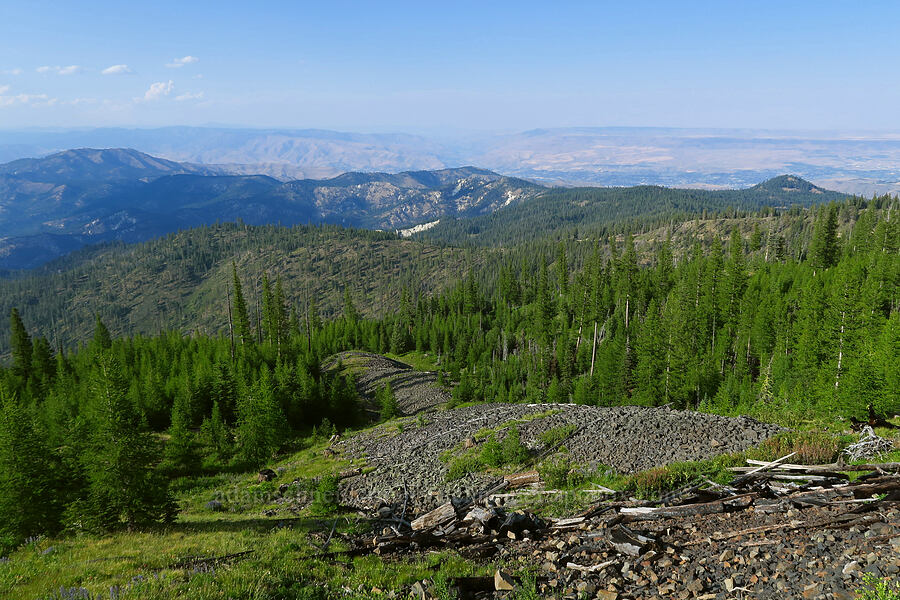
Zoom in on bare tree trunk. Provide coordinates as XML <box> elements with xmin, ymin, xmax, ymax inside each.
<box><xmin>225</xmin><ymin>285</ymin><xmax>235</xmax><ymax>360</ymax></box>
<box><xmin>305</xmin><ymin>284</ymin><xmax>312</xmax><ymax>353</ymax></box>
<box><xmin>589</xmin><ymin>321</ymin><xmax>598</xmax><ymax>377</ymax></box>
<box><xmin>835</xmin><ymin>310</ymin><xmax>846</xmax><ymax>389</ymax></box>
<box><xmin>255</xmin><ymin>273</ymin><xmax>263</xmax><ymax>345</ymax></box>
<box><xmin>665</xmin><ymin>333</ymin><xmax>672</xmax><ymax>403</ymax></box>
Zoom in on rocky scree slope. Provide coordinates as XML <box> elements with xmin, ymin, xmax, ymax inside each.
<box><xmin>335</xmin><ymin>403</ymin><xmax>782</xmax><ymax>513</ymax></box>
<box><xmin>324</xmin><ymin>352</ymin><xmax>451</xmax><ymax>417</ymax></box>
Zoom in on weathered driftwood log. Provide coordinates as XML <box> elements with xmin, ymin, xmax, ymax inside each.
<box><xmin>567</xmin><ymin>559</ymin><xmax>616</xmax><ymax>573</ymax></box>
<box><xmin>337</xmin><ymin>467</ymin><xmax>362</xmax><ymax>480</ymax></box>
<box><xmin>504</xmin><ymin>470</ymin><xmax>541</xmax><ymax>489</ymax></box>
<box><xmin>608</xmin><ymin>524</ymin><xmax>654</xmax><ymax>556</ymax></box>
<box><xmin>709</xmin><ymin>512</ymin><xmax>884</xmax><ymax>542</ymax></box>
<box><xmin>742</xmin><ymin>459</ymin><xmax>900</xmax><ymax>473</ymax></box>
<box><xmin>618</xmin><ymin>493</ymin><xmax>756</xmax><ymax>522</ymax></box>
<box><xmin>410</xmin><ymin>501</ymin><xmax>457</xmax><ymax>531</ymax></box>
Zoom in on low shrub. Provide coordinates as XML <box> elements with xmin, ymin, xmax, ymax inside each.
<box><xmin>479</xmin><ymin>434</ymin><xmax>503</xmax><ymax>468</ymax></box>
<box><xmin>747</xmin><ymin>431</ymin><xmax>841</xmax><ymax>465</ymax></box>
<box><xmin>538</xmin><ymin>455</ymin><xmax>584</xmax><ymax>489</ymax></box>
<box><xmin>538</xmin><ymin>424</ymin><xmax>576</xmax><ymax>448</ymax></box>
<box><xmin>446</xmin><ymin>453</ymin><xmax>482</xmax><ymax>481</ymax></box>
<box><xmin>500</xmin><ymin>425</ymin><xmax>529</xmax><ymax>465</ymax></box>
<box><xmin>309</xmin><ymin>475</ymin><xmax>339</xmax><ymax>515</ymax></box>
<box><xmin>378</xmin><ymin>382</ymin><xmax>399</xmax><ymax>421</ymax></box>
<box><xmin>856</xmin><ymin>573</ymin><xmax>900</xmax><ymax>600</ymax></box>
<box><xmin>625</xmin><ymin>454</ymin><xmax>743</xmax><ymax>500</ymax></box>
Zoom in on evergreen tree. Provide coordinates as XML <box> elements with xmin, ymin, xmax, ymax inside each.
<box><xmin>811</xmin><ymin>204</ymin><xmax>840</xmax><ymax>271</ymax></box>
<box><xmin>9</xmin><ymin>308</ymin><xmax>32</xmax><ymax>382</ymax></box>
<box><xmin>235</xmin><ymin>366</ymin><xmax>284</xmax><ymax>467</ymax></box>
<box><xmin>76</xmin><ymin>355</ymin><xmax>173</xmax><ymax>531</ymax></box>
<box><xmin>31</xmin><ymin>337</ymin><xmax>55</xmax><ymax>386</ymax></box>
<box><xmin>750</xmin><ymin>224</ymin><xmax>763</xmax><ymax>253</ymax></box>
<box><xmin>556</xmin><ymin>242</ymin><xmax>569</xmax><ymax>298</ymax></box>
<box><xmin>343</xmin><ymin>288</ymin><xmax>359</xmax><ymax>325</ymax></box>
<box><xmin>0</xmin><ymin>385</ymin><xmax>63</xmax><ymax>551</ymax></box>
<box><xmin>163</xmin><ymin>385</ymin><xmax>200</xmax><ymax>474</ymax></box>
<box><xmin>261</xmin><ymin>273</ymin><xmax>288</xmax><ymax>352</ymax></box>
<box><xmin>92</xmin><ymin>315</ymin><xmax>112</xmax><ymax>352</ymax></box>
<box><xmin>231</xmin><ymin>263</ymin><xmax>254</xmax><ymax>347</ymax></box>
<box><xmin>534</xmin><ymin>256</ymin><xmax>554</xmax><ymax>344</ymax></box>
<box><xmin>378</xmin><ymin>382</ymin><xmax>399</xmax><ymax>421</ymax></box>
<box><xmin>200</xmin><ymin>400</ymin><xmax>232</xmax><ymax>461</ymax></box>
<box><xmin>390</xmin><ymin>318</ymin><xmax>409</xmax><ymax>355</ymax></box>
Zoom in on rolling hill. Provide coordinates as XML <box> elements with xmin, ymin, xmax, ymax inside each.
<box><xmin>0</xmin><ymin>223</ymin><xmax>498</xmax><ymax>351</ymax></box>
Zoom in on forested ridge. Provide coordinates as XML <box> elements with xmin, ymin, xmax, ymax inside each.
<box><xmin>420</xmin><ymin>175</ymin><xmax>847</xmax><ymax>247</ymax></box>
<box><xmin>0</xmin><ymin>194</ymin><xmax>897</xmax><ymax>551</ymax></box>
<box><xmin>0</xmin><ymin>195</ymin><xmax>865</xmax><ymax>354</ymax></box>
<box><xmin>0</xmin><ymin>223</ymin><xmax>493</xmax><ymax>352</ymax></box>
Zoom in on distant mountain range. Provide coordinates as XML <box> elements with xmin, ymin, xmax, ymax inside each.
<box><xmin>3</xmin><ymin>126</ymin><xmax>900</xmax><ymax>194</ymax></box>
<box><xmin>0</xmin><ymin>148</ymin><xmax>541</xmax><ymax>268</ymax></box>
<box><xmin>420</xmin><ymin>175</ymin><xmax>847</xmax><ymax>247</ymax></box>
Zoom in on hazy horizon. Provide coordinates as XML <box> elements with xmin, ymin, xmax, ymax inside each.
<box><xmin>3</xmin><ymin>1</ymin><xmax>900</xmax><ymax>131</ymax></box>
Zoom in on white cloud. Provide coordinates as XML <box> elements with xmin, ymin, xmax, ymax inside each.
<box><xmin>101</xmin><ymin>64</ymin><xmax>131</xmax><ymax>75</ymax></box>
<box><xmin>143</xmin><ymin>80</ymin><xmax>174</xmax><ymax>101</ymax></box>
<box><xmin>0</xmin><ymin>89</ymin><xmax>55</xmax><ymax>108</ymax></box>
<box><xmin>1</xmin><ymin>68</ymin><xmax>22</xmax><ymax>76</ymax></box>
<box><xmin>65</xmin><ymin>97</ymin><xmax>99</xmax><ymax>106</ymax></box>
<box><xmin>36</xmin><ymin>65</ymin><xmax>82</xmax><ymax>75</ymax></box>
<box><xmin>175</xmin><ymin>91</ymin><xmax>204</xmax><ymax>102</ymax></box>
<box><xmin>166</xmin><ymin>55</ymin><xmax>198</xmax><ymax>68</ymax></box>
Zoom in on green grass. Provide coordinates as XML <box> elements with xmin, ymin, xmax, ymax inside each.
<box><xmin>537</xmin><ymin>424</ymin><xmax>577</xmax><ymax>448</ymax></box>
<box><xmin>624</xmin><ymin>453</ymin><xmax>745</xmax><ymax>500</ymax></box>
<box><xmin>0</xmin><ymin>526</ymin><xmax>488</xmax><ymax>599</ymax></box>
<box><xmin>0</xmin><ymin>428</ymin><xmax>485</xmax><ymax>600</ymax></box>
<box><xmin>383</xmin><ymin>351</ymin><xmax>440</xmax><ymax>373</ymax></box>
<box><xmin>744</xmin><ymin>430</ymin><xmax>844</xmax><ymax>465</ymax></box>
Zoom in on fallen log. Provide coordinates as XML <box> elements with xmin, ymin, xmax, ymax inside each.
<box><xmin>743</xmin><ymin>460</ymin><xmax>900</xmax><ymax>473</ymax></box>
<box><xmin>729</xmin><ymin>452</ymin><xmax>797</xmax><ymax>485</ymax></box>
<box><xmin>505</xmin><ymin>470</ymin><xmax>541</xmax><ymax>489</ymax></box>
<box><xmin>410</xmin><ymin>501</ymin><xmax>457</xmax><ymax>531</ymax></box>
<box><xmin>730</xmin><ymin>467</ymin><xmax>850</xmax><ymax>481</ymax></box>
<box><xmin>337</xmin><ymin>467</ymin><xmax>362</xmax><ymax>480</ymax></box>
<box><xmin>608</xmin><ymin>524</ymin><xmax>654</xmax><ymax>557</ymax></box>
<box><xmin>708</xmin><ymin>512</ymin><xmax>883</xmax><ymax>542</ymax></box>
<box><xmin>171</xmin><ymin>550</ymin><xmax>254</xmax><ymax>569</ymax></box>
<box><xmin>552</xmin><ymin>517</ymin><xmax>586</xmax><ymax>528</ymax></box>
<box><xmin>661</xmin><ymin>452</ymin><xmax>796</xmax><ymax>506</ymax></box>
<box><xmin>567</xmin><ymin>559</ymin><xmax>616</xmax><ymax>573</ymax></box>
<box><xmin>488</xmin><ymin>488</ymin><xmax>616</xmax><ymax>503</ymax></box>
<box><xmin>842</xmin><ymin>477</ymin><xmax>900</xmax><ymax>498</ymax></box>
<box><xmin>618</xmin><ymin>493</ymin><xmax>756</xmax><ymax>522</ymax></box>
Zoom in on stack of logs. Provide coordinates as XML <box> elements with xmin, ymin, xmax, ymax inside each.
<box><xmin>340</xmin><ymin>454</ymin><xmax>900</xmax><ymax>597</ymax></box>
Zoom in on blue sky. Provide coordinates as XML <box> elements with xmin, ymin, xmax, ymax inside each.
<box><xmin>1</xmin><ymin>1</ymin><xmax>899</xmax><ymax>132</ymax></box>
